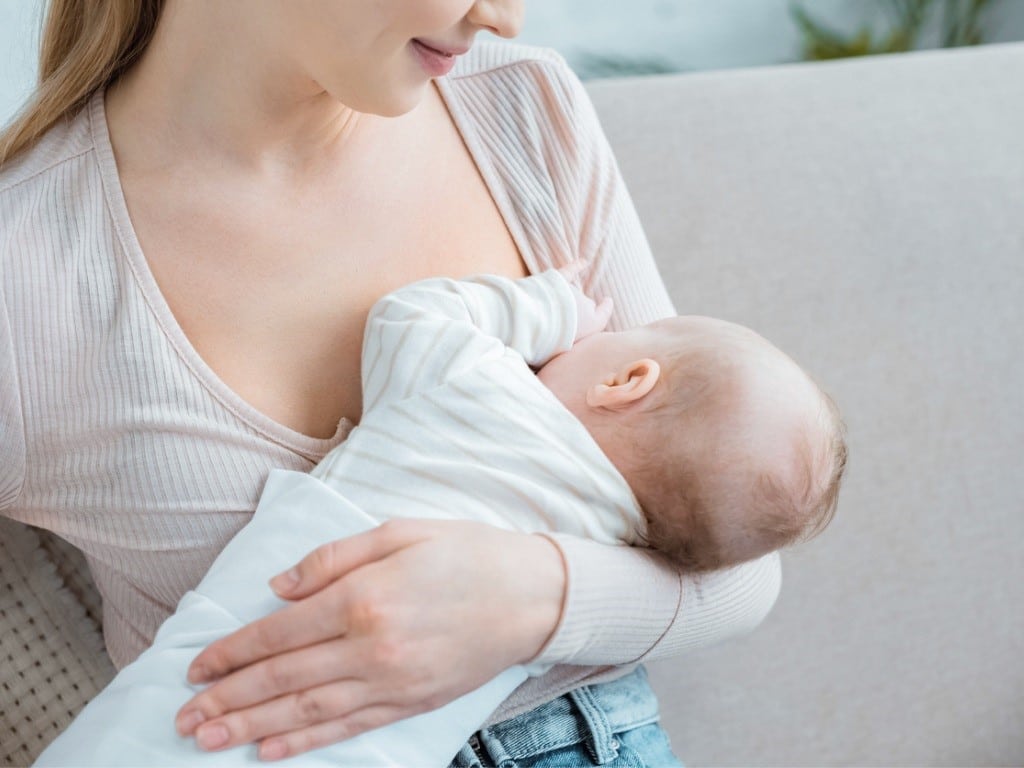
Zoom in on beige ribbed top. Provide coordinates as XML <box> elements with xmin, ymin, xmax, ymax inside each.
<box><xmin>0</xmin><ymin>42</ymin><xmax>780</xmax><ymax>723</ymax></box>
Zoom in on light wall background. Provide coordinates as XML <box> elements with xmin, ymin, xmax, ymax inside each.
<box><xmin>522</xmin><ymin>0</ymin><xmax>1024</xmax><ymax>76</ymax></box>
<box><xmin>0</xmin><ymin>1</ymin><xmax>43</xmax><ymax>124</ymax></box>
<box><xmin>3</xmin><ymin>1</ymin><xmax>1024</xmax><ymax>127</ymax></box>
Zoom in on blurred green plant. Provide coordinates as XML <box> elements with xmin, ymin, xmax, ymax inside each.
<box><xmin>792</xmin><ymin>0</ymin><xmax>998</xmax><ymax>60</ymax></box>
<box><xmin>573</xmin><ymin>52</ymin><xmax>679</xmax><ymax>81</ymax></box>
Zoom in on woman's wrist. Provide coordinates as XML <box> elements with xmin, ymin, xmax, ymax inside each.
<box><xmin>516</xmin><ymin>533</ymin><xmax>569</xmax><ymax>663</ymax></box>
<box><xmin>530</xmin><ymin>534</ymin><xmax>683</xmax><ymax>667</ymax></box>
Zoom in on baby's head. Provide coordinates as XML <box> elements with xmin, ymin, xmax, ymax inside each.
<box><xmin>538</xmin><ymin>315</ymin><xmax>847</xmax><ymax>572</ymax></box>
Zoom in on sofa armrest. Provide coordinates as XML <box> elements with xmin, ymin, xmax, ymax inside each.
<box><xmin>0</xmin><ymin>518</ymin><xmax>115</xmax><ymax>766</ymax></box>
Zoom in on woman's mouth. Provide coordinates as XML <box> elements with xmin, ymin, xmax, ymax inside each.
<box><xmin>410</xmin><ymin>39</ymin><xmax>462</xmax><ymax>77</ymax></box>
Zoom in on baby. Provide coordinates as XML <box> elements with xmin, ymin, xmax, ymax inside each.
<box><xmin>37</xmin><ymin>264</ymin><xmax>846</xmax><ymax>767</ymax></box>
<box><xmin>536</xmin><ymin>271</ymin><xmax>846</xmax><ymax>573</ymax></box>
<box><xmin>308</xmin><ymin>260</ymin><xmax>845</xmax><ymax>574</ymax></box>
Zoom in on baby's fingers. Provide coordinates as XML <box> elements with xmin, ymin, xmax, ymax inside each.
<box><xmin>556</xmin><ymin>258</ymin><xmax>588</xmax><ymax>282</ymax></box>
<box><xmin>575</xmin><ymin>293</ymin><xmax>614</xmax><ymax>339</ymax></box>
<box><xmin>594</xmin><ymin>296</ymin><xmax>614</xmax><ymax>331</ymax></box>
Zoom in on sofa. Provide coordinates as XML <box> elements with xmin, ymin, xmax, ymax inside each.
<box><xmin>2</xmin><ymin>41</ymin><xmax>1022</xmax><ymax>766</ymax></box>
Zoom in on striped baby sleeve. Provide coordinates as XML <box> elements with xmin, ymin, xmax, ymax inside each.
<box><xmin>359</xmin><ymin>270</ymin><xmax>577</xmax><ymax>414</ymax></box>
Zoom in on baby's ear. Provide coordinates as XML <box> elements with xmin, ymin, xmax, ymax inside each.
<box><xmin>587</xmin><ymin>358</ymin><xmax>661</xmax><ymax>410</ymax></box>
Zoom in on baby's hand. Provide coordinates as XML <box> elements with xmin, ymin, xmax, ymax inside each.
<box><xmin>572</xmin><ymin>286</ymin><xmax>613</xmax><ymax>341</ymax></box>
<box><xmin>557</xmin><ymin>260</ymin><xmax>614</xmax><ymax>341</ymax></box>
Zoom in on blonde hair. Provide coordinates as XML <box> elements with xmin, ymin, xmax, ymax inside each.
<box><xmin>0</xmin><ymin>0</ymin><xmax>164</xmax><ymax>167</ymax></box>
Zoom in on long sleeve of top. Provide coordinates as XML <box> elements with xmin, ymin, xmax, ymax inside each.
<box><xmin>0</xmin><ymin>283</ymin><xmax>25</xmax><ymax>511</ymax></box>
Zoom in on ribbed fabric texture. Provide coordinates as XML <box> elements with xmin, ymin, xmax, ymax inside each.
<box><xmin>0</xmin><ymin>41</ymin><xmax>779</xmax><ymax>725</ymax></box>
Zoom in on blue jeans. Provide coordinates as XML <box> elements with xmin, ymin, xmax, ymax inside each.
<box><xmin>449</xmin><ymin>667</ymin><xmax>682</xmax><ymax>767</ymax></box>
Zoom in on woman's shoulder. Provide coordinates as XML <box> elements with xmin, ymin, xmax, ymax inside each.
<box><xmin>443</xmin><ymin>41</ymin><xmax>608</xmax><ymax>182</ymax></box>
<box><xmin>0</xmin><ymin>99</ymin><xmax>100</xmax><ymax>267</ymax></box>
<box><xmin>450</xmin><ymin>40</ymin><xmax>569</xmax><ymax>79</ymax></box>
<box><xmin>446</xmin><ymin>41</ymin><xmax>592</xmax><ymax>128</ymax></box>
<box><xmin>442</xmin><ymin>42</ymin><xmax>621</xmax><ymax>260</ymax></box>
<box><xmin>0</xmin><ymin>100</ymin><xmax>95</xmax><ymax>198</ymax></box>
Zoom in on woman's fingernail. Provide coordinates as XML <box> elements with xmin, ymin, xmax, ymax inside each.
<box><xmin>270</xmin><ymin>567</ymin><xmax>300</xmax><ymax>594</ymax></box>
<box><xmin>260</xmin><ymin>738</ymin><xmax>288</xmax><ymax>761</ymax></box>
<box><xmin>197</xmin><ymin>723</ymin><xmax>230</xmax><ymax>750</ymax></box>
<box><xmin>177</xmin><ymin>708</ymin><xmax>206</xmax><ymax>734</ymax></box>
<box><xmin>188</xmin><ymin>663</ymin><xmax>210</xmax><ymax>684</ymax></box>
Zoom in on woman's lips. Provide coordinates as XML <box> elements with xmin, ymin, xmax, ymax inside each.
<box><xmin>411</xmin><ymin>39</ymin><xmax>460</xmax><ymax>77</ymax></box>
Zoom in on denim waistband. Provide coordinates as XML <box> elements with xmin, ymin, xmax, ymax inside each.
<box><xmin>451</xmin><ymin>666</ymin><xmax>661</xmax><ymax>767</ymax></box>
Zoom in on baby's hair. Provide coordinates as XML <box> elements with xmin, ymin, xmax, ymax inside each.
<box><xmin>800</xmin><ymin>386</ymin><xmax>847</xmax><ymax>541</ymax></box>
<box><xmin>626</xmin><ymin>335</ymin><xmax>848</xmax><ymax>573</ymax></box>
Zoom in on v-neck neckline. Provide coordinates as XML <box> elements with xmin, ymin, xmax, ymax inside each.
<box><xmin>88</xmin><ymin>64</ymin><xmax>539</xmax><ymax>461</ymax></box>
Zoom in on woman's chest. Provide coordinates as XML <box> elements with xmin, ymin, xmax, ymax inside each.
<box><xmin>124</xmin><ymin>122</ymin><xmax>529</xmax><ymax>439</ymax></box>
<box><xmin>13</xmin><ymin>287</ymin><xmax>313</xmax><ymax>599</ymax></box>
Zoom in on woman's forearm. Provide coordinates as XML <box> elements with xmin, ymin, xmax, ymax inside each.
<box><xmin>533</xmin><ymin>534</ymin><xmax>781</xmax><ymax>666</ymax></box>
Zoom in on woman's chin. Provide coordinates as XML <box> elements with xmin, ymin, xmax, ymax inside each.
<box><xmin>378</xmin><ymin>92</ymin><xmax>429</xmax><ymax>118</ymax></box>
<box><xmin>357</xmin><ymin>81</ymin><xmax>432</xmax><ymax>118</ymax></box>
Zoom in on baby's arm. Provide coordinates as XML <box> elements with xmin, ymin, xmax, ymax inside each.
<box><xmin>362</xmin><ymin>268</ymin><xmax>596</xmax><ymax>411</ymax></box>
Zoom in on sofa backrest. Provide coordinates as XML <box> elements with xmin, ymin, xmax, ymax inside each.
<box><xmin>587</xmin><ymin>42</ymin><xmax>1024</xmax><ymax>766</ymax></box>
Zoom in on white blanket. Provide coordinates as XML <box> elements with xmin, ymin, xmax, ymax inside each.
<box><xmin>35</xmin><ymin>469</ymin><xmax>531</xmax><ymax>767</ymax></box>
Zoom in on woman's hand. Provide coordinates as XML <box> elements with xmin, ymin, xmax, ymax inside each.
<box><xmin>174</xmin><ymin>519</ymin><xmax>566</xmax><ymax>761</ymax></box>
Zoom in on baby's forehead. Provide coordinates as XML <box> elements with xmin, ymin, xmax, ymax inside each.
<box><xmin>652</xmin><ymin>316</ymin><xmax>785</xmax><ymax>370</ymax></box>
<box><xmin>651</xmin><ymin>315</ymin><xmax>768</xmax><ymax>349</ymax></box>
<box><xmin>657</xmin><ymin>318</ymin><xmax>822</xmax><ymax>419</ymax></box>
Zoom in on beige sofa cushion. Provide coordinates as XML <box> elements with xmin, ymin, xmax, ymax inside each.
<box><xmin>587</xmin><ymin>42</ymin><xmax>1024</xmax><ymax>766</ymax></box>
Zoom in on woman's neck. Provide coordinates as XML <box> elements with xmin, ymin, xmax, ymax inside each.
<box><xmin>104</xmin><ymin>1</ymin><xmax>369</xmax><ymax>180</ymax></box>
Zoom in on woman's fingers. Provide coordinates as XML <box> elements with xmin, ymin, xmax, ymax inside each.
<box><xmin>177</xmin><ymin>522</ymin><xmax>566</xmax><ymax>756</ymax></box>
<box><xmin>177</xmin><ymin>638</ymin><xmax>355</xmax><ymax>733</ymax></box>
<box><xmin>269</xmin><ymin>520</ymin><xmax>426</xmax><ymax>600</ymax></box>
<box><xmin>187</xmin><ymin>582</ymin><xmax>349</xmax><ymax>684</ymax></box>
<box><xmin>256</xmin><ymin>705</ymin><xmax>414</xmax><ymax>762</ymax></box>
<box><xmin>187</xmin><ymin>676</ymin><xmax>374</xmax><ymax>753</ymax></box>
<box><xmin>189</xmin><ymin>522</ymin><xmax>431</xmax><ymax>684</ymax></box>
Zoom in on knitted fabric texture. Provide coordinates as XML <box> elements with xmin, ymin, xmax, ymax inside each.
<box><xmin>0</xmin><ymin>518</ymin><xmax>114</xmax><ymax>766</ymax></box>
